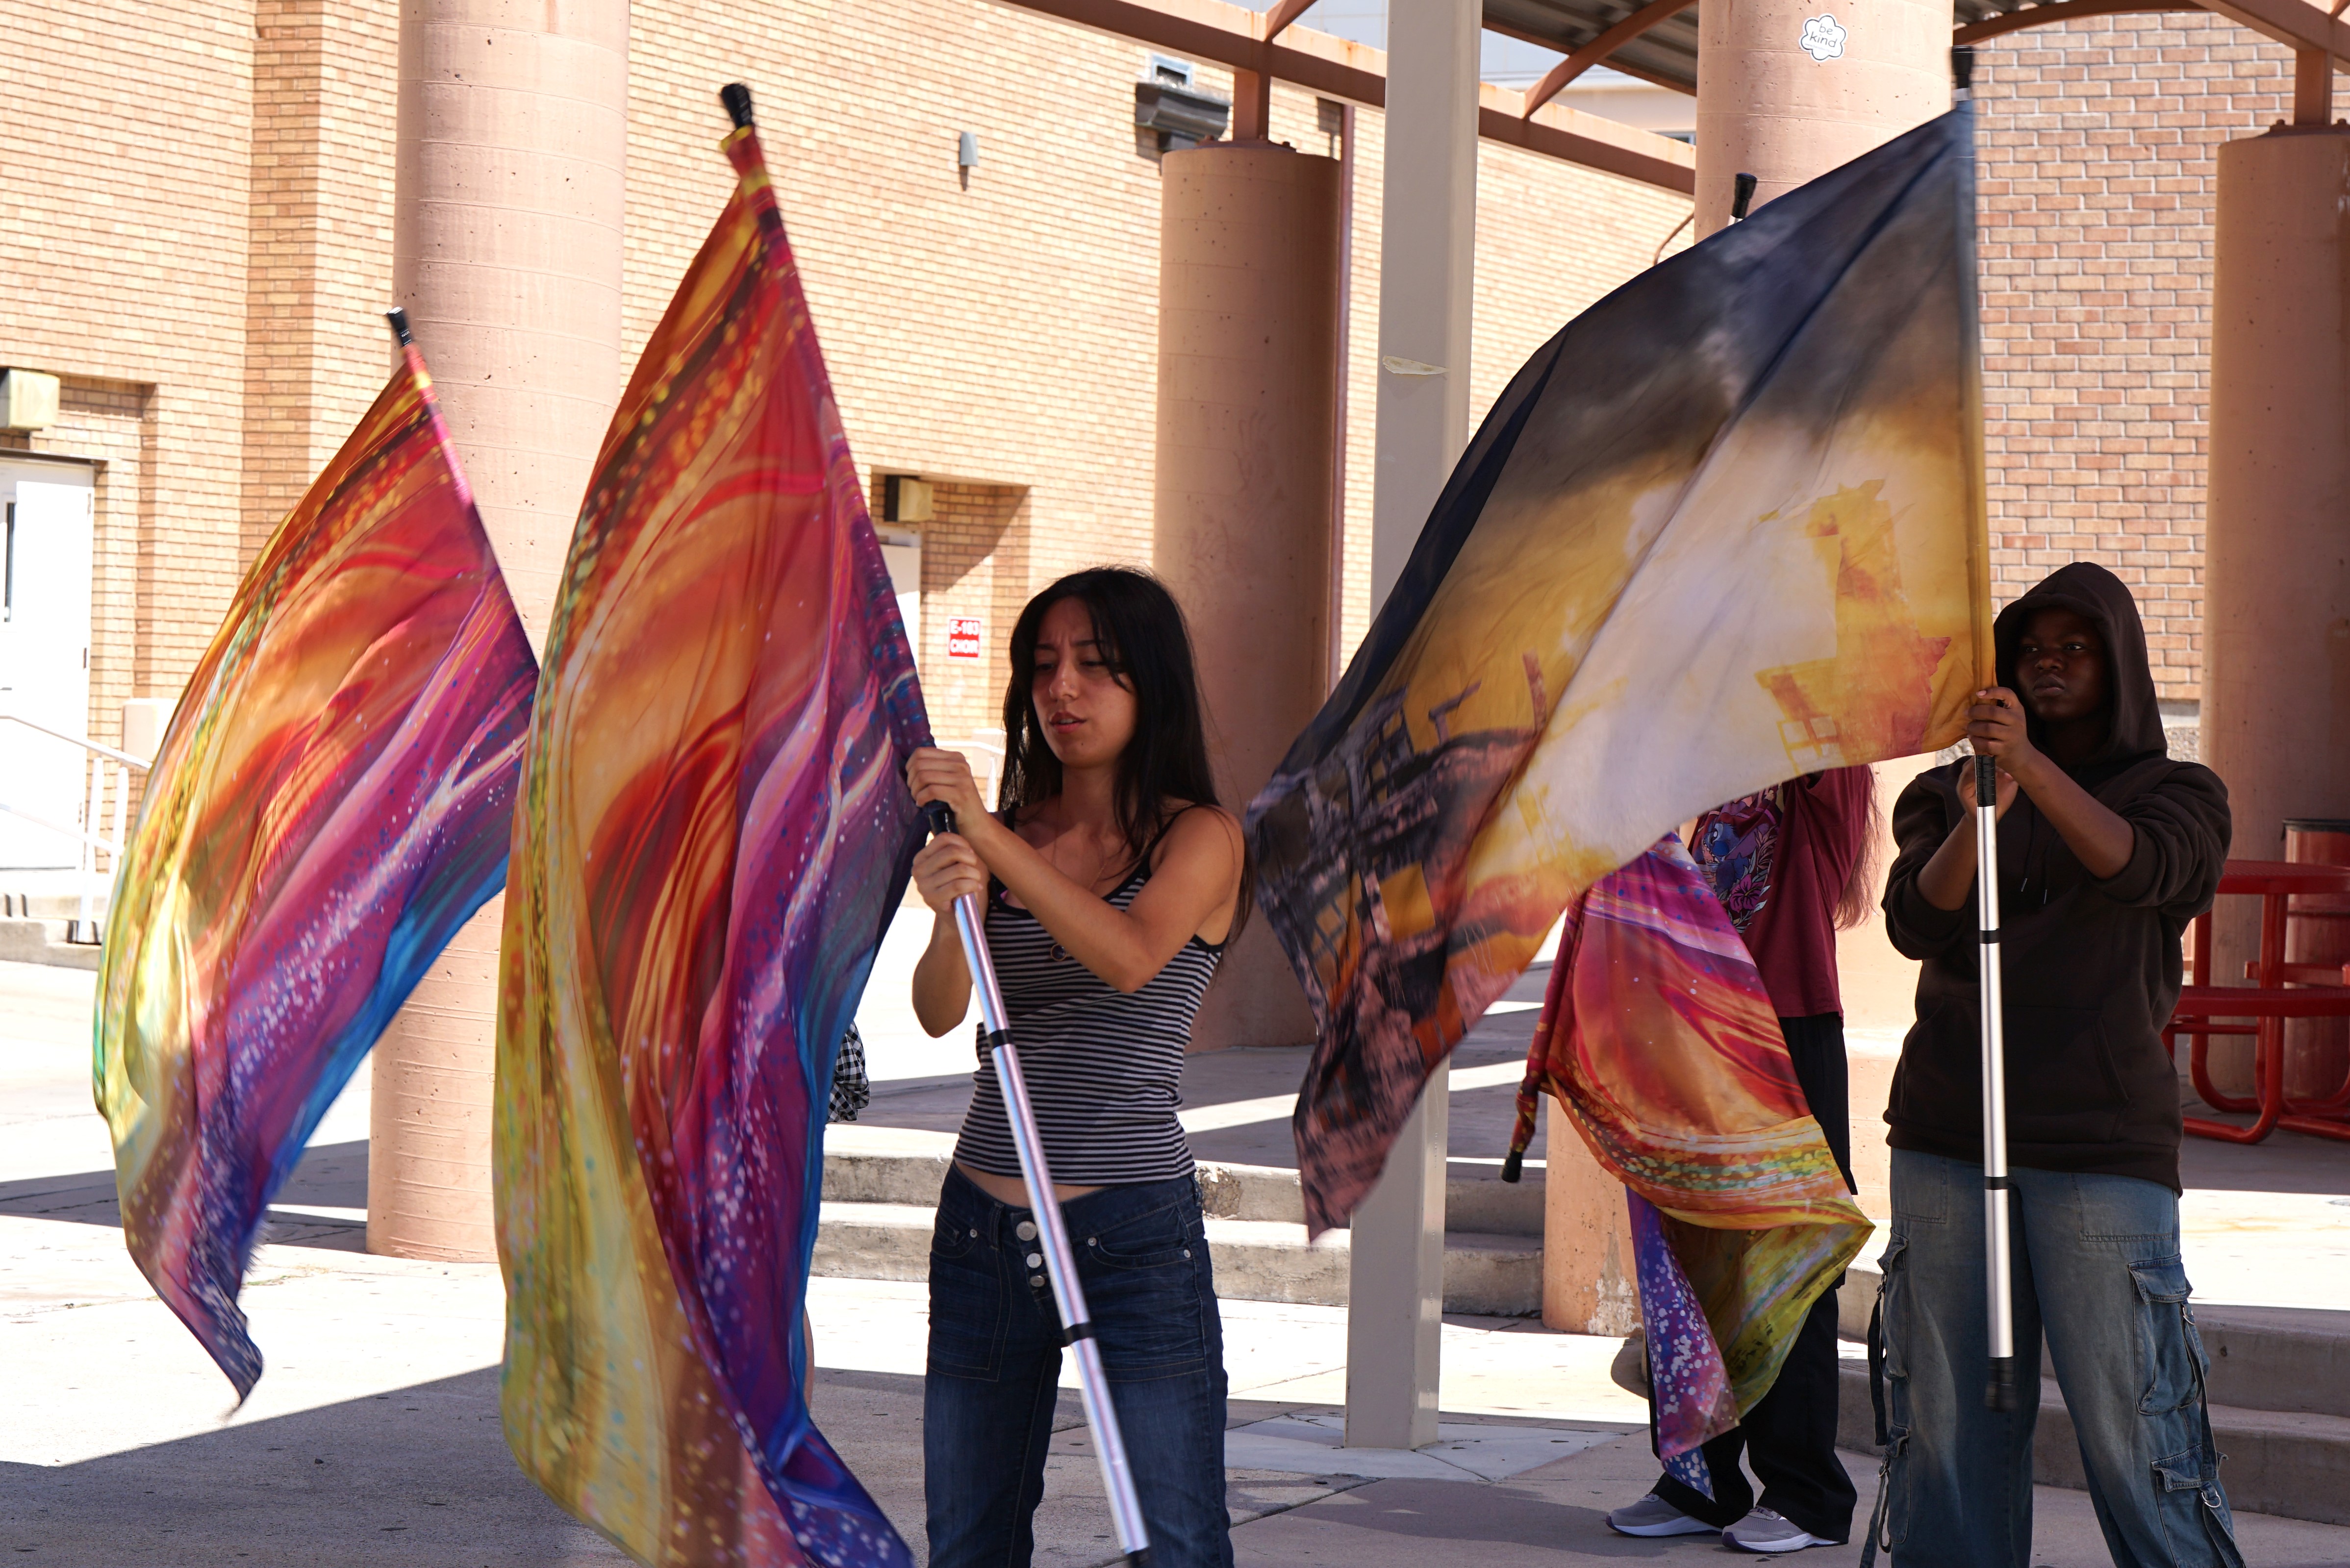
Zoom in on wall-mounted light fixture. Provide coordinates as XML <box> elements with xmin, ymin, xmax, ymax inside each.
<box><xmin>957</xmin><ymin>131</ymin><xmax>979</xmax><ymax>190</ymax></box>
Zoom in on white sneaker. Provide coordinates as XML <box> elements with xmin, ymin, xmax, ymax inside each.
<box><xmin>1723</xmin><ymin>1506</ymin><xmax>1833</xmax><ymax>1553</ymax></box>
<box><xmin>1605</xmin><ymin>1494</ymin><xmax>1716</xmax><ymax>1537</ymax></box>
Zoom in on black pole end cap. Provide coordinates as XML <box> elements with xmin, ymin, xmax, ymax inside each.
<box><xmin>1985</xmin><ymin>1355</ymin><xmax>2018</xmax><ymax>1412</ymax></box>
<box><xmin>1952</xmin><ymin>47</ymin><xmax>1977</xmax><ymax>94</ymax></box>
<box><xmin>1500</xmin><ymin>1149</ymin><xmax>1524</xmax><ymax>1184</ymax></box>
<box><xmin>384</xmin><ymin>307</ymin><xmax>413</xmax><ymax>347</ymax></box>
<box><xmin>1730</xmin><ymin>172</ymin><xmax>1758</xmax><ymax>222</ymax></box>
<box><xmin>721</xmin><ymin>83</ymin><xmax>755</xmax><ymax>129</ymax></box>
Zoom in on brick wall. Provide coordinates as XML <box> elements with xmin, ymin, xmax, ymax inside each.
<box><xmin>4</xmin><ymin>0</ymin><xmax>1686</xmax><ymax>761</ymax></box>
<box><xmin>1974</xmin><ymin>10</ymin><xmax>2294</xmax><ymax>704</ymax></box>
<box><xmin>244</xmin><ymin>0</ymin><xmax>400</xmax><ymax>567</ymax></box>
<box><xmin>0</xmin><ymin>1</ymin><xmax>257</xmax><ymax>740</ymax></box>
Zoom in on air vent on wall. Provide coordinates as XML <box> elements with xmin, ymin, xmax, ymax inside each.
<box><xmin>1136</xmin><ymin>81</ymin><xmax>1230</xmax><ymax>153</ymax></box>
<box><xmin>883</xmin><ymin>474</ymin><xmax>934</xmax><ymax>523</ymax></box>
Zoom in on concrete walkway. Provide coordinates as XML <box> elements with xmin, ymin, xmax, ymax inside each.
<box><xmin>8</xmin><ymin>954</ymin><xmax>2350</xmax><ymax>1565</ymax></box>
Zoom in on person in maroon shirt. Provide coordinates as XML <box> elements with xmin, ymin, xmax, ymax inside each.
<box><xmin>1606</xmin><ymin>765</ymin><xmax>1876</xmax><ymax>1555</ymax></box>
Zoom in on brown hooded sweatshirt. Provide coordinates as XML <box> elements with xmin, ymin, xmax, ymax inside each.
<box><xmin>1880</xmin><ymin>562</ymin><xmax>2231</xmax><ymax>1193</ymax></box>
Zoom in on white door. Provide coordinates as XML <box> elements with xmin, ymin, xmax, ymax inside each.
<box><xmin>879</xmin><ymin>533</ymin><xmax>922</xmax><ymax>666</ymax></box>
<box><xmin>0</xmin><ymin>465</ymin><xmax>96</xmax><ymax>869</ymax></box>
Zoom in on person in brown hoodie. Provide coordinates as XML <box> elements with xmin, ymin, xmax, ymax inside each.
<box><xmin>1870</xmin><ymin>562</ymin><xmax>2241</xmax><ymax>1568</ymax></box>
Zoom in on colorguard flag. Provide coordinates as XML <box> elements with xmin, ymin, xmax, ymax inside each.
<box><xmin>94</xmin><ymin>331</ymin><xmax>536</xmax><ymax>1396</ymax></box>
<box><xmin>1506</xmin><ymin>840</ymin><xmax>1871</xmax><ymax>1495</ymax></box>
<box><xmin>1248</xmin><ymin>107</ymin><xmax>1989</xmax><ymax>1232</ymax></box>
<box><xmin>495</xmin><ymin>95</ymin><xmax>924</xmax><ymax>1568</ymax></box>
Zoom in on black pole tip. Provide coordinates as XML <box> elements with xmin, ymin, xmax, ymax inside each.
<box><xmin>721</xmin><ymin>83</ymin><xmax>755</xmax><ymax>129</ymax></box>
<box><xmin>385</xmin><ymin>307</ymin><xmax>413</xmax><ymax>347</ymax></box>
<box><xmin>1952</xmin><ymin>47</ymin><xmax>1976</xmax><ymax>94</ymax></box>
<box><xmin>1730</xmin><ymin>172</ymin><xmax>1758</xmax><ymax>222</ymax></box>
<box><xmin>1500</xmin><ymin>1149</ymin><xmax>1524</xmax><ymax>1184</ymax></box>
<box><xmin>1985</xmin><ymin>1355</ymin><xmax>2018</xmax><ymax>1412</ymax></box>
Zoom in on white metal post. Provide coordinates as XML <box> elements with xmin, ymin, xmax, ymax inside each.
<box><xmin>1347</xmin><ymin>0</ymin><xmax>1480</xmax><ymax>1452</ymax></box>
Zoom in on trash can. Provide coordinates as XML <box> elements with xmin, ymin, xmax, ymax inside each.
<box><xmin>2283</xmin><ymin>819</ymin><xmax>2350</xmax><ymax>1105</ymax></box>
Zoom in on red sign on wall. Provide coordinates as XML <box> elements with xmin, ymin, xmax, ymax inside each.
<box><xmin>946</xmin><ymin>617</ymin><xmax>984</xmax><ymax>660</ymax></box>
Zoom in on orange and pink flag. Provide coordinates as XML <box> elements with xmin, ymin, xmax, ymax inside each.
<box><xmin>494</xmin><ymin>100</ymin><xmax>924</xmax><ymax>1567</ymax></box>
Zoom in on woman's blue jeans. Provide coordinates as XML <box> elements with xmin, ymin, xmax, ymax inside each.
<box><xmin>923</xmin><ymin>1167</ymin><xmax>1232</xmax><ymax>1568</ymax></box>
<box><xmin>1875</xmin><ymin>1150</ymin><xmax>2245</xmax><ymax>1568</ymax></box>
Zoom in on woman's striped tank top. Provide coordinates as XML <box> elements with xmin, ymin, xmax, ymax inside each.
<box><xmin>951</xmin><ymin>863</ymin><xmax>1224</xmax><ymax>1186</ymax></box>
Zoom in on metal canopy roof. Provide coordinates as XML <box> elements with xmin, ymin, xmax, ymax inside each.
<box><xmin>1484</xmin><ymin>0</ymin><xmax>2037</xmax><ymax>94</ymax></box>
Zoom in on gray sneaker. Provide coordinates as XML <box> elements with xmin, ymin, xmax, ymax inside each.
<box><xmin>1723</xmin><ymin>1507</ymin><xmax>1834</xmax><ymax>1553</ymax></box>
<box><xmin>1605</xmin><ymin>1494</ymin><xmax>1715</xmax><ymax>1537</ymax></box>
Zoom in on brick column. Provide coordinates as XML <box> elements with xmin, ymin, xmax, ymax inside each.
<box><xmin>367</xmin><ymin>1</ymin><xmax>629</xmax><ymax>1261</ymax></box>
<box><xmin>1694</xmin><ymin>0</ymin><xmax>1950</xmax><ymax>237</ymax></box>
<box><xmin>2201</xmin><ymin>124</ymin><xmax>2350</xmax><ymax>1093</ymax></box>
<box><xmin>1538</xmin><ymin>0</ymin><xmax>1949</xmax><ymax>1332</ymax></box>
<box><xmin>1152</xmin><ymin>142</ymin><xmax>1340</xmax><ymax>1053</ymax></box>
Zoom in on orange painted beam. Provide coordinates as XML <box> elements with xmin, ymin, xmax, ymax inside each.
<box><xmin>1521</xmin><ymin>0</ymin><xmax>1701</xmax><ymax>115</ymax></box>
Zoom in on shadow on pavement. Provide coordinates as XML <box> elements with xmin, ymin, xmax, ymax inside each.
<box><xmin>0</xmin><ymin>1366</ymin><xmax>626</xmax><ymax>1566</ymax></box>
<box><xmin>0</xmin><ymin>1139</ymin><xmax>374</xmax><ymax>1252</ymax></box>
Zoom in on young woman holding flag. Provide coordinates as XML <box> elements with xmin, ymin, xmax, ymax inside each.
<box><xmin>904</xmin><ymin>567</ymin><xmax>1246</xmax><ymax>1568</ymax></box>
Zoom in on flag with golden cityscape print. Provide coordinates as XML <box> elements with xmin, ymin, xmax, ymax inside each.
<box><xmin>1248</xmin><ymin>107</ymin><xmax>1990</xmax><ymax>1234</ymax></box>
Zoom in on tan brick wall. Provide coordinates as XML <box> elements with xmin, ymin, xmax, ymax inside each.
<box><xmin>244</xmin><ymin>0</ymin><xmax>400</xmax><ymax>567</ymax></box>
<box><xmin>1974</xmin><ymin>11</ymin><xmax>2294</xmax><ymax>702</ymax></box>
<box><xmin>872</xmin><ymin>474</ymin><xmax>1034</xmax><ymax>756</ymax></box>
<box><xmin>621</xmin><ymin>4</ymin><xmax>1687</xmax><ymax>702</ymax></box>
<box><xmin>0</xmin><ymin>1</ymin><xmax>256</xmax><ymax>732</ymax></box>
<box><xmin>5</xmin><ymin>0</ymin><xmax>1687</xmax><ymax>766</ymax></box>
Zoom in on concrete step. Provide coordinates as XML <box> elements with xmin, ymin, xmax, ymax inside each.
<box><xmin>810</xmin><ymin>1198</ymin><xmax>1543</xmax><ymax>1316</ymax></box>
<box><xmin>815</xmin><ymin>1127</ymin><xmax>1544</xmax><ymax>1315</ymax></box>
<box><xmin>0</xmin><ymin>917</ymin><xmax>101</xmax><ymax>970</ymax></box>
<box><xmin>1837</xmin><ymin>1265</ymin><xmax>2350</xmax><ymax>1420</ymax></box>
<box><xmin>822</xmin><ymin>1124</ymin><xmax>1544</xmax><ymax>1236</ymax></box>
<box><xmin>1836</xmin><ymin>1359</ymin><xmax>2350</xmax><ymax>1527</ymax></box>
<box><xmin>0</xmin><ymin>891</ymin><xmax>108</xmax><ymax>921</ymax></box>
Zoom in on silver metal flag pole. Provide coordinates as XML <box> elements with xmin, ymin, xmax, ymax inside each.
<box><xmin>922</xmin><ymin>801</ymin><xmax>1152</xmax><ymax>1564</ymax></box>
<box><xmin>1975</xmin><ymin>745</ymin><xmax>2018</xmax><ymax>1412</ymax></box>
<box><xmin>1947</xmin><ymin>42</ymin><xmax>2016</xmax><ymax>1416</ymax></box>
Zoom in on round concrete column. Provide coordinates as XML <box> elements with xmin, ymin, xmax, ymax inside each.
<box><xmin>1694</xmin><ymin>0</ymin><xmax>1950</xmax><ymax>237</ymax></box>
<box><xmin>1152</xmin><ymin>143</ymin><xmax>1342</xmax><ymax>1051</ymax></box>
<box><xmin>370</xmin><ymin>2</ymin><xmax>629</xmax><ymax>1260</ymax></box>
<box><xmin>2201</xmin><ymin>126</ymin><xmax>2350</xmax><ymax>1095</ymax></box>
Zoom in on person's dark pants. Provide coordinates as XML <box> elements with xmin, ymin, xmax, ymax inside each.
<box><xmin>1648</xmin><ymin>1011</ymin><xmax>1859</xmax><ymax>1543</ymax></box>
<box><xmin>924</xmin><ymin>1166</ymin><xmax>1232</xmax><ymax>1568</ymax></box>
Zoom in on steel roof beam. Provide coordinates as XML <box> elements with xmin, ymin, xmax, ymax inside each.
<box><xmin>998</xmin><ymin>0</ymin><xmax>1697</xmax><ymax>190</ymax></box>
<box><xmin>1520</xmin><ymin>0</ymin><xmax>1702</xmax><ymax>114</ymax></box>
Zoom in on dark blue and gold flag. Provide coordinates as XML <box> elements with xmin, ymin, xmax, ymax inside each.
<box><xmin>1250</xmin><ymin>108</ymin><xmax>1992</xmax><ymax>1233</ymax></box>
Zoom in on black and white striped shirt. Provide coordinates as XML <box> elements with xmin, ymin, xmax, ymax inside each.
<box><xmin>953</xmin><ymin>866</ymin><xmax>1224</xmax><ymax>1186</ymax></box>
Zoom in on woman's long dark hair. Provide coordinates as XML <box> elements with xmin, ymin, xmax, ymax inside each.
<box><xmin>998</xmin><ymin>569</ymin><xmax>1235</xmax><ymax>896</ymax></box>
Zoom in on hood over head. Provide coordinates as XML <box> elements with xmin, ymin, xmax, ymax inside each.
<box><xmin>1993</xmin><ymin>560</ymin><xmax>2166</xmax><ymax>773</ymax></box>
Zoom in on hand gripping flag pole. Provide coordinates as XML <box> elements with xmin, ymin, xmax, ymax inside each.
<box><xmin>922</xmin><ymin>802</ymin><xmax>1153</xmax><ymax>1566</ymax></box>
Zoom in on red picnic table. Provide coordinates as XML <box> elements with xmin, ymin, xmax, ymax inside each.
<box><xmin>2163</xmin><ymin>859</ymin><xmax>2350</xmax><ymax>1144</ymax></box>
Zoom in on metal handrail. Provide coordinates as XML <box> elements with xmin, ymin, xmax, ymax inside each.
<box><xmin>0</xmin><ymin>713</ymin><xmax>150</xmax><ymax>771</ymax></box>
<box><xmin>1</xmin><ymin>712</ymin><xmax>147</xmax><ymax>944</ymax></box>
<box><xmin>0</xmin><ymin>801</ymin><xmax>115</xmax><ymax>852</ymax></box>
